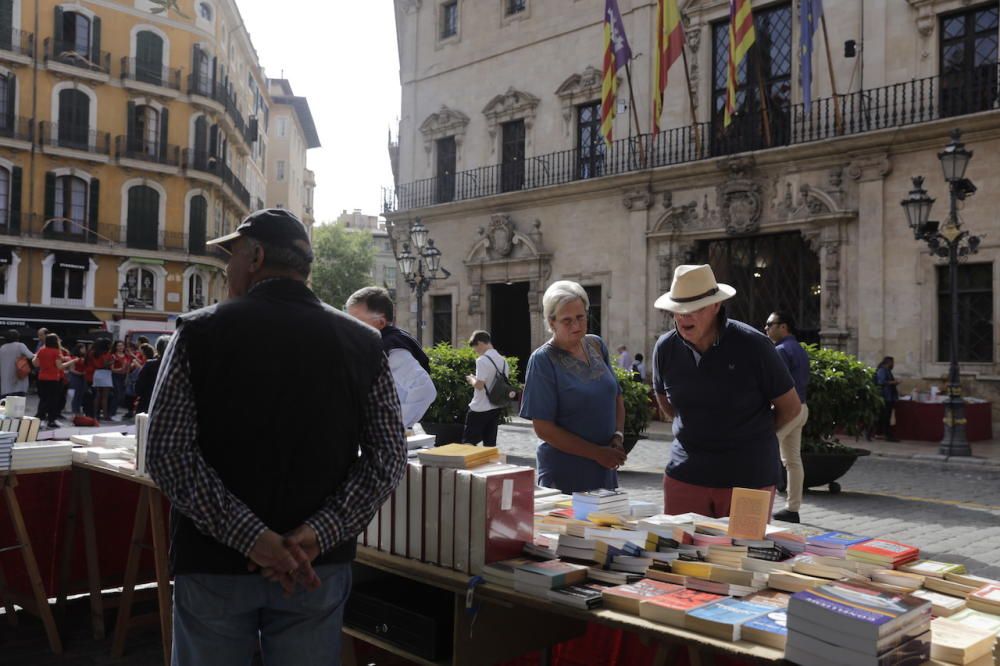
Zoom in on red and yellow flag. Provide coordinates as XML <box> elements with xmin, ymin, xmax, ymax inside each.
<box><xmin>601</xmin><ymin>0</ymin><xmax>632</xmax><ymax>145</ymax></box>
<box><xmin>724</xmin><ymin>0</ymin><xmax>756</xmax><ymax>127</ymax></box>
<box><xmin>653</xmin><ymin>0</ymin><xmax>684</xmax><ymax>134</ymax></box>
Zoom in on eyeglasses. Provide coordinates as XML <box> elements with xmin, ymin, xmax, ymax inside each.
<box><xmin>764</xmin><ymin>321</ymin><xmax>782</xmax><ymax>329</ymax></box>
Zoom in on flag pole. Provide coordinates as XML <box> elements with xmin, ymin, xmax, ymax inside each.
<box><xmin>679</xmin><ymin>39</ymin><xmax>702</xmax><ymax>157</ymax></box>
<box><xmin>625</xmin><ymin>60</ymin><xmax>647</xmax><ymax>167</ymax></box>
<box><xmin>820</xmin><ymin>12</ymin><xmax>843</xmax><ymax>135</ymax></box>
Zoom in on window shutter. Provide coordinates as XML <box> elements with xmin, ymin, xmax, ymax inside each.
<box><xmin>126</xmin><ymin>101</ymin><xmax>137</xmax><ymax>152</ymax></box>
<box><xmin>209</xmin><ymin>124</ymin><xmax>218</xmax><ymax>159</ymax></box>
<box><xmin>194</xmin><ymin>115</ymin><xmax>207</xmax><ymax>156</ymax></box>
<box><xmin>90</xmin><ymin>16</ymin><xmax>101</xmax><ymax>65</ymax></box>
<box><xmin>4</xmin><ymin>73</ymin><xmax>14</xmax><ymax>130</ymax></box>
<box><xmin>211</xmin><ymin>56</ymin><xmax>217</xmax><ymax>91</ymax></box>
<box><xmin>53</xmin><ymin>7</ymin><xmax>63</xmax><ymax>46</ymax></box>
<box><xmin>43</xmin><ymin>171</ymin><xmax>55</xmax><ymax>221</ymax></box>
<box><xmin>88</xmin><ymin>178</ymin><xmax>99</xmax><ymax>236</ymax></box>
<box><xmin>158</xmin><ymin>107</ymin><xmax>168</xmax><ymax>160</ymax></box>
<box><xmin>9</xmin><ymin>166</ymin><xmax>21</xmax><ymax>231</ymax></box>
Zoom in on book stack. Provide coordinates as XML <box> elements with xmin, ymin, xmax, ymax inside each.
<box><xmin>628</xmin><ymin>500</ymin><xmax>658</xmax><ymax>518</ymax></box>
<box><xmin>0</xmin><ymin>431</ymin><xmax>16</xmax><ymax>471</ymax></box>
<box><xmin>792</xmin><ymin>555</ymin><xmax>871</xmax><ymax>583</ymax></box>
<box><xmin>639</xmin><ymin>587</ymin><xmax>725</xmax><ymax>627</ymax></box>
<box><xmin>925</xmin><ymin>573</ymin><xmax>994</xmax><ymax>599</ymax></box>
<box><xmin>767</xmin><ymin>570</ymin><xmax>828</xmax><ymax>594</ymax></box>
<box><xmin>911</xmin><ymin>589</ymin><xmax>967</xmax><ymax>617</ymax></box>
<box><xmin>416</xmin><ymin>443</ymin><xmax>500</xmax><ymax>469</ymax></box>
<box><xmin>0</xmin><ymin>416</ymin><xmax>41</xmax><ymax>443</ymax></box>
<box><xmin>533</xmin><ymin>487</ymin><xmax>570</xmax><ymax>512</ymax></box>
<box><xmin>785</xmin><ymin>581</ymin><xmax>932</xmax><ymax>666</ymax></box>
<box><xmin>770</xmin><ymin>524</ymin><xmax>827</xmax><ymax>554</ymax></box>
<box><xmin>966</xmin><ymin>584</ymin><xmax>1000</xmax><ymax>616</ymax></box>
<box><xmin>845</xmin><ymin>538</ymin><xmax>920</xmax><ymax>569</ymax></box>
<box><xmin>804</xmin><ymin>531</ymin><xmax>872</xmax><ymax>557</ymax></box>
<box><xmin>684</xmin><ymin>597</ymin><xmax>779</xmax><ymax>641</ymax></box>
<box><xmin>482</xmin><ymin>557</ymin><xmax>534</xmax><ymax>587</ymax></box>
<box><xmin>547</xmin><ymin>583</ymin><xmax>606</xmax><ymax>610</ymax></box>
<box><xmin>868</xmin><ymin>569</ymin><xmax>925</xmax><ymax>593</ymax></box>
<box><xmin>930</xmin><ymin>617</ymin><xmax>997</xmax><ymax>666</ymax></box>
<box><xmin>900</xmin><ymin>560</ymin><xmax>967</xmax><ymax>579</ymax></box>
<box><xmin>512</xmin><ymin>559</ymin><xmax>589</xmax><ymax>598</ymax></box>
<box><xmin>555</xmin><ymin>534</ymin><xmax>603</xmax><ymax>563</ymax></box>
<box><xmin>706</xmin><ymin>543</ymin><xmax>748</xmax><ymax>568</ymax></box>
<box><xmin>11</xmin><ymin>441</ymin><xmax>73</xmax><ymax>470</ymax></box>
<box><xmin>601</xmin><ymin>579</ymin><xmax>684</xmax><ymax>615</ymax></box>
<box><xmin>571</xmin><ymin>489</ymin><xmax>629</xmax><ymax>520</ymax></box>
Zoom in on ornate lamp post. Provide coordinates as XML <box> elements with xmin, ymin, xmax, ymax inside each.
<box><xmin>394</xmin><ymin>219</ymin><xmax>449</xmax><ymax>343</ymax></box>
<box><xmin>119</xmin><ymin>283</ymin><xmax>130</xmax><ymax>322</ymax></box>
<box><xmin>900</xmin><ymin>128</ymin><xmax>981</xmax><ymax>457</ymax></box>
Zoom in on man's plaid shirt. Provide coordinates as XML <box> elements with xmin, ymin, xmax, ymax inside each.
<box><xmin>145</xmin><ymin>327</ymin><xmax>407</xmax><ymax>557</ymax></box>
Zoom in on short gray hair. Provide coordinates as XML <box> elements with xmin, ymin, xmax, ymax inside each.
<box><xmin>542</xmin><ymin>280</ymin><xmax>589</xmax><ymax>331</ymax></box>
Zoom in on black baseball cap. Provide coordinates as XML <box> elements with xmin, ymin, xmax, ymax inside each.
<box><xmin>207</xmin><ymin>208</ymin><xmax>313</xmax><ymax>261</ymax></box>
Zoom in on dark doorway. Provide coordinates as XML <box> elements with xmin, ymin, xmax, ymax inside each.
<box><xmin>489</xmin><ymin>281</ymin><xmax>531</xmax><ymax>379</ymax></box>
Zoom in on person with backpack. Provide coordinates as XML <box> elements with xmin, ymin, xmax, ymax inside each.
<box><xmin>462</xmin><ymin>330</ymin><xmax>514</xmax><ymax>447</ymax></box>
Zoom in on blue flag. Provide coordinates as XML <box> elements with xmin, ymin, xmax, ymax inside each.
<box><xmin>800</xmin><ymin>0</ymin><xmax>822</xmax><ymax>114</ymax></box>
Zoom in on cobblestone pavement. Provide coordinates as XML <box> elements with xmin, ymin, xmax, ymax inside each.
<box><xmin>497</xmin><ymin>425</ymin><xmax>1000</xmax><ymax>579</ymax></box>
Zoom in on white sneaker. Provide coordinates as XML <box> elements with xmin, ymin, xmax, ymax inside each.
<box><xmin>110</xmin><ymin>415</ymin><xmax>123</xmax><ymax>422</ymax></box>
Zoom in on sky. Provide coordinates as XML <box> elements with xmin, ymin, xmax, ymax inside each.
<box><xmin>237</xmin><ymin>0</ymin><xmax>400</xmax><ymax>224</ymax></box>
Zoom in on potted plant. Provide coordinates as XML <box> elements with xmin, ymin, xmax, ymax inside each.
<box><xmin>613</xmin><ymin>366</ymin><xmax>653</xmax><ymax>453</ymax></box>
<box><xmin>796</xmin><ymin>344</ymin><xmax>882</xmax><ymax>493</ymax></box>
<box><xmin>421</xmin><ymin>343</ymin><xmax>521</xmax><ymax>445</ymax></box>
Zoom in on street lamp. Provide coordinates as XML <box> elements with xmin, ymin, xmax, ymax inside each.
<box><xmin>900</xmin><ymin>128</ymin><xmax>981</xmax><ymax>457</ymax></box>
<box><xmin>393</xmin><ymin>218</ymin><xmax>450</xmax><ymax>343</ymax></box>
<box><xmin>118</xmin><ymin>283</ymin><xmax>130</xmax><ymax>321</ymax></box>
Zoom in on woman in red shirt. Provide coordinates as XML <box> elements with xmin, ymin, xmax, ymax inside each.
<box><xmin>109</xmin><ymin>340</ymin><xmax>130</xmax><ymax>420</ymax></box>
<box><xmin>36</xmin><ymin>334</ymin><xmax>77</xmax><ymax>427</ymax></box>
<box><xmin>88</xmin><ymin>338</ymin><xmax>113</xmax><ymax>421</ymax></box>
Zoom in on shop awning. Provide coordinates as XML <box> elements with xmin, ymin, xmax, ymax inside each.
<box><xmin>53</xmin><ymin>251</ymin><xmax>90</xmax><ymax>271</ymax></box>
<box><xmin>0</xmin><ymin>305</ymin><xmax>103</xmax><ymax>329</ymax></box>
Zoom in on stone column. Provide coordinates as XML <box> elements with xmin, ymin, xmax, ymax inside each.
<box><xmin>622</xmin><ymin>188</ymin><xmax>653</xmax><ymax>357</ymax></box>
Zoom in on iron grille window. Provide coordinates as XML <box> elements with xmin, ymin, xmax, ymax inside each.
<box><xmin>711</xmin><ymin>2</ymin><xmax>792</xmax><ymax>153</ymax></box>
<box><xmin>500</xmin><ymin>119</ymin><xmax>525</xmax><ymax>192</ymax></box>
<box><xmin>52</xmin><ymin>176</ymin><xmax>87</xmax><ymax>236</ymax></box>
<box><xmin>937</xmin><ymin>263</ymin><xmax>993</xmax><ymax>362</ymax></box>
<box><xmin>939</xmin><ymin>3</ymin><xmax>999</xmax><ymax>117</ymax></box>
<box><xmin>188</xmin><ymin>273</ymin><xmax>204</xmax><ymax>309</ymax></box>
<box><xmin>506</xmin><ymin>0</ymin><xmax>526</xmax><ymax>15</ymax></box>
<box><xmin>432</xmin><ymin>294</ymin><xmax>453</xmax><ymax>346</ymax></box>
<box><xmin>436</xmin><ymin>136</ymin><xmax>456</xmax><ymax>203</ymax></box>
<box><xmin>576</xmin><ymin>102</ymin><xmax>604</xmax><ymax>179</ymax></box>
<box><xmin>441</xmin><ymin>2</ymin><xmax>458</xmax><ymax>39</ymax></box>
<box><xmin>695</xmin><ymin>232</ymin><xmax>821</xmax><ymax>344</ymax></box>
<box><xmin>126</xmin><ymin>267</ymin><xmax>155</xmax><ymax>308</ymax></box>
<box><xmin>584</xmin><ymin>285</ymin><xmax>602</xmax><ymax>338</ymax></box>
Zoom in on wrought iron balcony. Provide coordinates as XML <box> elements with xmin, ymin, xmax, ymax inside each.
<box><xmin>43</xmin><ymin>37</ymin><xmax>110</xmax><ymax>74</ymax></box>
<box><xmin>120</xmin><ymin>57</ymin><xmax>181</xmax><ymax>91</ymax></box>
<box><xmin>181</xmin><ymin>149</ymin><xmax>251</xmax><ymax>209</ymax></box>
<box><xmin>40</xmin><ymin>122</ymin><xmax>111</xmax><ymax>155</ymax></box>
<box><xmin>385</xmin><ymin>63</ymin><xmax>1000</xmax><ymax>212</ymax></box>
<box><xmin>0</xmin><ymin>116</ymin><xmax>33</xmax><ymax>143</ymax></box>
<box><xmin>115</xmin><ymin>135</ymin><xmax>180</xmax><ymax>167</ymax></box>
<box><xmin>0</xmin><ymin>28</ymin><xmax>33</xmax><ymax>58</ymax></box>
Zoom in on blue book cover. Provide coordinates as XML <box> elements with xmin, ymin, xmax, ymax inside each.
<box><xmin>744</xmin><ymin>609</ymin><xmax>788</xmax><ymax>636</ymax></box>
<box><xmin>790</xmin><ymin>582</ymin><xmax>927</xmax><ymax>628</ymax></box>
<box><xmin>805</xmin><ymin>531</ymin><xmax>872</xmax><ymax>548</ymax></box>
<box><xmin>686</xmin><ymin>598</ymin><xmax>775</xmax><ymax>625</ymax></box>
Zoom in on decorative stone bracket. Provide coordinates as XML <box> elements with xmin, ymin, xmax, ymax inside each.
<box><xmin>482</xmin><ymin>87</ymin><xmax>540</xmax><ymax>152</ymax></box>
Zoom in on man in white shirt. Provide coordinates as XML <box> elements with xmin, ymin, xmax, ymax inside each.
<box><xmin>616</xmin><ymin>345</ymin><xmax>632</xmax><ymax>371</ymax></box>
<box><xmin>462</xmin><ymin>330</ymin><xmax>509</xmax><ymax>447</ymax></box>
<box><xmin>345</xmin><ymin>287</ymin><xmax>436</xmax><ymax>429</ymax></box>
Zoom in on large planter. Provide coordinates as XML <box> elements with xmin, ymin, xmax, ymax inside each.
<box><xmin>421</xmin><ymin>422</ymin><xmax>466</xmax><ymax>447</ymax></box>
<box><xmin>801</xmin><ymin>447</ymin><xmax>871</xmax><ymax>494</ymax></box>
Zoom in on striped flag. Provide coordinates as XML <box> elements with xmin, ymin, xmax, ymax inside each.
<box><xmin>724</xmin><ymin>0</ymin><xmax>756</xmax><ymax>127</ymax></box>
<box><xmin>653</xmin><ymin>0</ymin><xmax>684</xmax><ymax>134</ymax></box>
<box><xmin>800</xmin><ymin>0</ymin><xmax>823</xmax><ymax>114</ymax></box>
<box><xmin>601</xmin><ymin>0</ymin><xmax>632</xmax><ymax>145</ymax></box>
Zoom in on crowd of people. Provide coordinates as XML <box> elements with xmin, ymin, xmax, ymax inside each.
<box><xmin>0</xmin><ymin>326</ymin><xmax>169</xmax><ymax>427</ymax></box>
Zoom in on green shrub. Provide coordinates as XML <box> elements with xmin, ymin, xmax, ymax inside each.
<box><xmin>422</xmin><ymin>343</ymin><xmax>521</xmax><ymax>425</ymax></box>
<box><xmin>801</xmin><ymin>344</ymin><xmax>883</xmax><ymax>452</ymax></box>
<box><xmin>613</xmin><ymin>365</ymin><xmax>653</xmax><ymax>437</ymax></box>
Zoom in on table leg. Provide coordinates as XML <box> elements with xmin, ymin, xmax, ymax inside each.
<box><xmin>78</xmin><ymin>470</ymin><xmax>105</xmax><ymax>639</ymax></box>
<box><xmin>2</xmin><ymin>474</ymin><xmax>63</xmax><ymax>653</ymax></box>
<box><xmin>111</xmin><ymin>485</ymin><xmax>150</xmax><ymax>659</ymax></box>
<box><xmin>340</xmin><ymin>635</ymin><xmax>358</xmax><ymax>666</ymax></box>
<box><xmin>653</xmin><ymin>643</ymin><xmax>679</xmax><ymax>666</ymax></box>
<box><xmin>147</xmin><ymin>488</ymin><xmax>172</xmax><ymax>666</ymax></box>
<box><xmin>55</xmin><ymin>468</ymin><xmax>81</xmax><ymax>616</ymax></box>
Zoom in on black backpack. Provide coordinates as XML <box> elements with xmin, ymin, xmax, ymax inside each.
<box><xmin>484</xmin><ymin>354</ymin><xmax>517</xmax><ymax>407</ymax></box>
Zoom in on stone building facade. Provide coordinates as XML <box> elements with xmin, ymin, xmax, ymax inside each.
<box><xmin>265</xmin><ymin>78</ymin><xmax>319</xmax><ymax>231</ymax></box>
<box><xmin>387</xmin><ymin>0</ymin><xmax>1000</xmax><ymax>426</ymax></box>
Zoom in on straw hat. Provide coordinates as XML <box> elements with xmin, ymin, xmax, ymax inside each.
<box><xmin>653</xmin><ymin>264</ymin><xmax>736</xmax><ymax>314</ymax></box>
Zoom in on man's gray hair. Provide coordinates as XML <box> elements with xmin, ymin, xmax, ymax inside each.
<box><xmin>542</xmin><ymin>280</ymin><xmax>589</xmax><ymax>332</ymax></box>
<box><xmin>247</xmin><ymin>237</ymin><xmax>312</xmax><ymax>278</ymax></box>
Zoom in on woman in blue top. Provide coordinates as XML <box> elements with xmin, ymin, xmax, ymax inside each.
<box><xmin>519</xmin><ymin>280</ymin><xmax>627</xmax><ymax>493</ymax></box>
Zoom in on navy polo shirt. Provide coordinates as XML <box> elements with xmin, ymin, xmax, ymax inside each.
<box><xmin>775</xmin><ymin>335</ymin><xmax>809</xmax><ymax>403</ymax></box>
<box><xmin>652</xmin><ymin>312</ymin><xmax>794</xmax><ymax>488</ymax></box>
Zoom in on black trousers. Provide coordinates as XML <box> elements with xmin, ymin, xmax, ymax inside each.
<box><xmin>462</xmin><ymin>408</ymin><xmax>502</xmax><ymax>447</ymax></box>
<box><xmin>878</xmin><ymin>400</ymin><xmax>897</xmax><ymax>438</ymax></box>
<box><xmin>37</xmin><ymin>380</ymin><xmax>63</xmax><ymax>424</ymax></box>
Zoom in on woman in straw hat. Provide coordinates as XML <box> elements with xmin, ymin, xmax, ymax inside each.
<box><xmin>651</xmin><ymin>265</ymin><xmax>802</xmax><ymax>518</ymax></box>
<box><xmin>519</xmin><ymin>280</ymin><xmax>627</xmax><ymax>493</ymax></box>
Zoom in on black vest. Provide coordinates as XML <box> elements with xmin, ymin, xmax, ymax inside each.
<box><xmin>381</xmin><ymin>325</ymin><xmax>430</xmax><ymax>373</ymax></box>
<box><xmin>170</xmin><ymin>279</ymin><xmax>384</xmax><ymax>575</ymax></box>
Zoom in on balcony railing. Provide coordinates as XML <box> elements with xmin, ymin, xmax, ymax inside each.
<box><xmin>219</xmin><ymin>161</ymin><xmax>251</xmax><ymax>208</ymax></box>
<box><xmin>0</xmin><ymin>28</ymin><xmax>34</xmax><ymax>57</ymax></box>
<box><xmin>386</xmin><ymin>63</ymin><xmax>1000</xmax><ymax>212</ymax></box>
<box><xmin>0</xmin><ymin>116</ymin><xmax>33</xmax><ymax>142</ymax></box>
<box><xmin>44</xmin><ymin>37</ymin><xmax>111</xmax><ymax>74</ymax></box>
<box><xmin>120</xmin><ymin>57</ymin><xmax>181</xmax><ymax>91</ymax></box>
<box><xmin>182</xmin><ymin>149</ymin><xmax>252</xmax><ymax>208</ymax></box>
<box><xmin>115</xmin><ymin>135</ymin><xmax>180</xmax><ymax>167</ymax></box>
<box><xmin>40</xmin><ymin>122</ymin><xmax>111</xmax><ymax>155</ymax></box>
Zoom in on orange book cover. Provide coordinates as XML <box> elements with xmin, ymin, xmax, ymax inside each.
<box><xmin>727</xmin><ymin>487</ymin><xmax>771</xmax><ymax>540</ymax></box>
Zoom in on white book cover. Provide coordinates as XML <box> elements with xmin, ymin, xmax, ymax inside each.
<box><xmin>378</xmin><ymin>497</ymin><xmax>393</xmax><ymax>553</ymax></box>
<box><xmin>70</xmin><ymin>434</ymin><xmax>95</xmax><ymax>446</ymax></box>
<box><xmin>407</xmin><ymin>462</ymin><xmax>423</xmax><ymax>560</ymax></box>
<box><xmin>439</xmin><ymin>468</ymin><xmax>457</xmax><ymax>569</ymax></box>
<box><xmin>364</xmin><ymin>510</ymin><xmax>379</xmax><ymax>547</ymax></box>
<box><xmin>93</xmin><ymin>433</ymin><xmax>136</xmax><ymax>448</ymax></box>
<box><xmin>423</xmin><ymin>466</ymin><xmax>440</xmax><ymax>564</ymax></box>
<box><xmin>87</xmin><ymin>447</ymin><xmax>130</xmax><ymax>462</ymax></box>
<box><xmin>453</xmin><ymin>469</ymin><xmax>473</xmax><ymax>573</ymax></box>
<box><xmin>135</xmin><ymin>414</ymin><xmax>149</xmax><ymax>477</ymax></box>
<box><xmin>392</xmin><ymin>464</ymin><xmax>408</xmax><ymax>557</ymax></box>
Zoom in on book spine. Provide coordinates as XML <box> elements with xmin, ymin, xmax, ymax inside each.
<box><xmin>423</xmin><ymin>466</ymin><xmax>440</xmax><ymax>564</ymax></box>
<box><xmin>453</xmin><ymin>470</ymin><xmax>472</xmax><ymax>573</ymax></box>
<box><xmin>392</xmin><ymin>463</ymin><xmax>408</xmax><ymax>557</ymax></box>
<box><xmin>407</xmin><ymin>463</ymin><xmax>423</xmax><ymax>560</ymax></box>
<box><xmin>439</xmin><ymin>468</ymin><xmax>457</xmax><ymax>569</ymax></box>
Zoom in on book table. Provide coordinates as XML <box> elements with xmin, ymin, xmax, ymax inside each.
<box><xmin>351</xmin><ymin>547</ymin><xmax>785</xmax><ymax>666</ymax></box>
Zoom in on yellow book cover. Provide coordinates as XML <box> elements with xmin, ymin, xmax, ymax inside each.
<box><xmin>671</xmin><ymin>560</ymin><xmax>714</xmax><ymax>579</ymax></box>
<box><xmin>727</xmin><ymin>487</ymin><xmax>772</xmax><ymax>540</ymax></box>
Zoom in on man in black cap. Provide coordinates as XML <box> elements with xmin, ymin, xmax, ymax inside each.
<box><xmin>146</xmin><ymin>209</ymin><xmax>407</xmax><ymax>664</ymax></box>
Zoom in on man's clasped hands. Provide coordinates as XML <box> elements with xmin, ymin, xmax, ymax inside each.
<box><xmin>247</xmin><ymin>524</ymin><xmax>323</xmax><ymax>595</ymax></box>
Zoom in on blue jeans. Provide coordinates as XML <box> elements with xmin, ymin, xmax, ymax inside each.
<box><xmin>172</xmin><ymin>562</ymin><xmax>351</xmax><ymax>666</ymax></box>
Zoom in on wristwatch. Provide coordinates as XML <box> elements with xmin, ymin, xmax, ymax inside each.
<box><xmin>612</xmin><ymin>430</ymin><xmax>624</xmax><ymax>441</ymax></box>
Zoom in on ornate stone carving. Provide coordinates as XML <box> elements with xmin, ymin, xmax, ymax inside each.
<box><xmin>622</xmin><ymin>188</ymin><xmax>653</xmax><ymax>211</ymax></box>
<box><xmin>398</xmin><ymin>0</ymin><xmax>421</xmax><ymax>14</ymax></box>
<box><xmin>685</xmin><ymin>27</ymin><xmax>700</xmax><ymax>53</ymax></box>
<box><xmin>468</xmin><ymin>288</ymin><xmax>482</xmax><ymax>315</ymax></box>
<box><xmin>847</xmin><ymin>154</ymin><xmax>892</xmax><ymax>182</ymax></box>
<box><xmin>482</xmin><ymin>214</ymin><xmax>518</xmax><ymax>258</ymax></box>
<box><xmin>482</xmin><ymin>88</ymin><xmax>540</xmax><ymax>150</ymax></box>
<box><xmin>555</xmin><ymin>67</ymin><xmax>602</xmax><ymax>133</ymax></box>
<box><xmin>718</xmin><ymin>179</ymin><xmax>764</xmax><ymax>235</ymax></box>
<box><xmin>905</xmin><ymin>0</ymin><xmax>936</xmax><ymax>37</ymax></box>
<box><xmin>418</xmin><ymin>105</ymin><xmax>470</xmax><ymax>156</ymax></box>
<box><xmin>528</xmin><ymin>219</ymin><xmax>544</xmax><ymax>249</ymax></box>
<box><xmin>652</xmin><ymin>199</ymin><xmax>699</xmax><ymax>233</ymax></box>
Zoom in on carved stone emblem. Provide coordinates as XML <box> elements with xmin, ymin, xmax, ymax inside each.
<box><xmin>718</xmin><ymin>180</ymin><xmax>763</xmax><ymax>235</ymax></box>
<box><xmin>485</xmin><ymin>214</ymin><xmax>516</xmax><ymax>257</ymax></box>
<box><xmin>622</xmin><ymin>188</ymin><xmax>653</xmax><ymax>210</ymax></box>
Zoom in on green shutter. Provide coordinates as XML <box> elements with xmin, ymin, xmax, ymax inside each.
<box><xmin>53</xmin><ymin>7</ymin><xmax>64</xmax><ymax>46</ymax></box>
<box><xmin>9</xmin><ymin>165</ymin><xmax>21</xmax><ymax>231</ymax></box>
<box><xmin>90</xmin><ymin>16</ymin><xmax>101</xmax><ymax>65</ymax></box>
<box><xmin>158</xmin><ymin>107</ymin><xmax>169</xmax><ymax>160</ymax></box>
<box><xmin>88</xmin><ymin>178</ymin><xmax>99</xmax><ymax>237</ymax></box>
<box><xmin>43</xmin><ymin>171</ymin><xmax>55</xmax><ymax>221</ymax></box>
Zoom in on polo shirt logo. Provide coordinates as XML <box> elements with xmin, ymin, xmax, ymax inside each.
<box><xmin>729</xmin><ymin>363</ymin><xmax>735</xmax><ymax>370</ymax></box>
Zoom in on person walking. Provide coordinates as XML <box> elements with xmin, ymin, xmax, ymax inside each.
<box><xmin>765</xmin><ymin>311</ymin><xmax>810</xmax><ymax>523</ymax></box>
<box><xmin>651</xmin><ymin>265</ymin><xmax>801</xmax><ymax>518</ymax></box>
<box><xmin>146</xmin><ymin>208</ymin><xmax>407</xmax><ymax>664</ymax></box>
<box><xmin>89</xmin><ymin>339</ymin><xmax>113</xmax><ymax>421</ymax></box>
<box><xmin>67</xmin><ymin>344</ymin><xmax>88</xmax><ymax>415</ymax></box>
<box><xmin>875</xmin><ymin>356</ymin><xmax>901</xmax><ymax>442</ymax></box>
<box><xmin>462</xmin><ymin>330</ymin><xmax>509</xmax><ymax>447</ymax></box>
<box><xmin>35</xmin><ymin>334</ymin><xmax>76</xmax><ymax>427</ymax></box>
<box><xmin>0</xmin><ymin>330</ymin><xmax>34</xmax><ymax>398</ymax></box>
<box><xmin>520</xmin><ymin>280</ymin><xmax>627</xmax><ymax>493</ymax></box>
<box><xmin>345</xmin><ymin>286</ymin><xmax>437</xmax><ymax>429</ymax></box>
<box><xmin>134</xmin><ymin>339</ymin><xmax>165</xmax><ymax>414</ymax></box>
